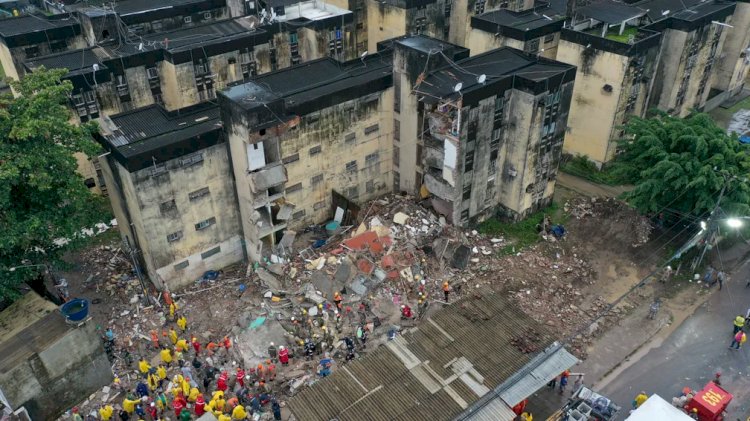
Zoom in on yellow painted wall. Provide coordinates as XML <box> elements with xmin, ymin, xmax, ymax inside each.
<box><xmin>366</xmin><ymin>0</ymin><xmax>406</xmax><ymax>52</ymax></box>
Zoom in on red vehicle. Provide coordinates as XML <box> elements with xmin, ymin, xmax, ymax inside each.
<box><xmin>684</xmin><ymin>382</ymin><xmax>733</xmax><ymax>421</ymax></box>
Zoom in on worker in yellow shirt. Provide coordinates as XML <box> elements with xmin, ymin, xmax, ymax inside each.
<box><xmin>177</xmin><ymin>315</ymin><xmax>187</xmax><ymax>331</ymax></box>
<box><xmin>99</xmin><ymin>405</ymin><xmax>113</xmax><ymax>420</ymax></box>
<box><xmin>157</xmin><ymin>365</ymin><xmax>167</xmax><ymax>380</ymax></box>
<box><xmin>169</xmin><ymin>301</ymin><xmax>178</xmax><ymax>320</ymax></box>
<box><xmin>633</xmin><ymin>391</ymin><xmax>649</xmax><ymax>408</ymax></box>
<box><xmin>218</xmin><ymin>413</ymin><xmax>232</xmax><ymax>421</ymax></box>
<box><xmin>138</xmin><ymin>357</ymin><xmax>151</xmax><ymax>375</ymax></box>
<box><xmin>147</xmin><ymin>372</ymin><xmax>159</xmax><ymax>390</ymax></box>
<box><xmin>176</xmin><ymin>338</ymin><xmax>189</xmax><ymax>352</ymax></box>
<box><xmin>188</xmin><ymin>387</ymin><xmax>200</xmax><ymax>402</ymax></box>
<box><xmin>122</xmin><ymin>396</ymin><xmax>139</xmax><ymax>414</ymax></box>
<box><xmin>231</xmin><ymin>404</ymin><xmax>247</xmax><ymax>420</ymax></box>
<box><xmin>169</xmin><ymin>329</ymin><xmax>178</xmax><ymax>345</ymax></box>
<box><xmin>160</xmin><ymin>347</ymin><xmax>173</xmax><ymax>366</ymax></box>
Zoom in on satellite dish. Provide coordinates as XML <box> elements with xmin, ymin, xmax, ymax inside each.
<box><xmin>453</xmin><ymin>82</ymin><xmax>463</xmax><ymax>92</ymax></box>
<box><xmin>662</xmin><ymin>9</ymin><xmax>670</xmax><ymax>15</ymax></box>
<box><xmin>138</xmin><ymin>42</ymin><xmax>144</xmax><ymax>51</ymax></box>
<box><xmin>361</xmin><ymin>50</ymin><xmax>368</xmax><ymax>58</ymax></box>
<box><xmin>477</xmin><ymin>74</ymin><xmax>486</xmax><ymax>84</ymax></box>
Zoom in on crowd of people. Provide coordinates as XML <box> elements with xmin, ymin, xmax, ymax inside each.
<box><xmin>70</xmin><ymin>299</ymin><xmax>284</xmax><ymax>421</ymax></box>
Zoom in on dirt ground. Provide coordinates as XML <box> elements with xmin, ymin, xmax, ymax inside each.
<box><xmin>55</xmin><ymin>186</ymin><xmax>702</xmax><ymax>419</ymax></box>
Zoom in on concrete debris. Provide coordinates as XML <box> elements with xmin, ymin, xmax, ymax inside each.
<box><xmin>393</xmin><ymin>212</ymin><xmax>410</xmax><ymax>225</ymax></box>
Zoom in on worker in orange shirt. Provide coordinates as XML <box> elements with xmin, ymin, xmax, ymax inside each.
<box><xmin>443</xmin><ymin>281</ymin><xmax>450</xmax><ymax>302</ymax></box>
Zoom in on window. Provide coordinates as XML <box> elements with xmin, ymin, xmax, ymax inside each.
<box><xmin>150</xmin><ymin>163</ymin><xmax>167</xmax><ymax>177</ymax></box>
<box><xmin>201</xmin><ymin>246</ymin><xmax>221</xmax><ymax>259</ymax></box>
<box><xmin>309</xmin><ymin>145</ymin><xmax>322</xmax><ymax>156</ymax></box>
<box><xmin>365</xmin><ymin>152</ymin><xmax>379</xmax><ymax>166</ymax></box>
<box><xmin>274</xmin><ymin>5</ymin><xmax>285</xmax><ymax>15</ymax></box>
<box><xmin>460</xmin><ymin>209</ymin><xmax>469</xmax><ymax>222</ymax></box>
<box><xmin>116</xmin><ymin>75</ymin><xmax>129</xmax><ymax>97</ymax></box>
<box><xmin>345</xmin><ymin>161</ymin><xmax>358</xmax><ymax>173</ymax></box>
<box><xmin>147</xmin><ymin>67</ymin><xmax>159</xmax><ymax>79</ymax></box>
<box><xmin>167</xmin><ymin>231</ymin><xmax>183</xmax><ymax>243</ymax></box>
<box><xmin>464</xmin><ymin>150</ymin><xmax>474</xmax><ymax>172</ymax></box>
<box><xmin>364</xmin><ymin>124</ymin><xmax>379</xmax><ymax>135</ymax></box>
<box><xmin>84</xmin><ymin>178</ymin><xmax>96</xmax><ymax>188</ymax></box>
<box><xmin>544</xmin><ymin>34</ymin><xmax>555</xmax><ymax>44</ymax></box>
<box><xmin>228</xmin><ymin>56</ymin><xmax>237</xmax><ymax>65</ymax></box>
<box><xmin>415</xmin><ymin>17</ymin><xmax>427</xmax><ymax>34</ymax></box>
<box><xmin>525</xmin><ymin>39</ymin><xmax>540</xmax><ymax>54</ymax></box>
<box><xmin>444</xmin><ymin>0</ymin><xmax>452</xmax><ymax>17</ymax></box>
<box><xmin>394</xmin><ymin>77</ymin><xmax>401</xmax><ymax>112</ymax></box>
<box><xmin>311</xmin><ymin>174</ymin><xmax>324</xmax><ymax>185</ymax></box>
<box><xmin>282</xmin><ymin>153</ymin><xmax>299</xmax><ymax>164</ymax></box>
<box><xmin>462</xmin><ymin>184</ymin><xmax>472</xmax><ymax>201</ymax></box>
<box><xmin>25</xmin><ymin>46</ymin><xmax>39</xmax><ymax>58</ymax></box>
<box><xmin>394</xmin><ymin>119</ymin><xmax>400</xmax><ymax>141</ymax></box>
<box><xmin>203</xmin><ymin>11</ymin><xmax>211</xmax><ymax>19</ymax></box>
<box><xmin>188</xmin><ymin>187</ymin><xmax>210</xmax><ymax>201</ymax></box>
<box><xmin>184</xmin><ymin>16</ymin><xmax>192</xmax><ymax>23</ymax></box>
<box><xmin>286</xmin><ymin>182</ymin><xmax>303</xmax><ymax>194</ymax></box>
<box><xmin>393</xmin><ymin>147</ymin><xmax>400</xmax><ymax>167</ymax></box>
<box><xmin>366</xmin><ymin>180</ymin><xmax>375</xmax><ymax>193</ymax></box>
<box><xmin>181</xmin><ymin>153</ymin><xmax>204</xmax><ymax>167</ymax></box>
<box><xmin>289</xmin><ymin>32</ymin><xmax>299</xmax><ymax>44</ymax></box>
<box><xmin>474</xmin><ymin>0</ymin><xmax>486</xmax><ymax>14</ymax></box>
<box><xmin>195</xmin><ymin>217</ymin><xmax>216</xmax><ymax>230</ymax></box>
<box><xmin>293</xmin><ymin>210</ymin><xmax>306</xmax><ymax>219</ymax></box>
<box><xmin>160</xmin><ymin>199</ymin><xmax>176</xmax><ymax>214</ymax></box>
<box><xmin>314</xmin><ymin>201</ymin><xmax>326</xmax><ymax>210</ymax></box>
<box><xmin>347</xmin><ymin>186</ymin><xmax>359</xmax><ymax>199</ymax></box>
<box><xmin>174</xmin><ymin>261</ymin><xmax>189</xmax><ymax>271</ymax></box>
<box><xmin>345</xmin><ymin>132</ymin><xmax>356</xmax><ymax>144</ymax></box>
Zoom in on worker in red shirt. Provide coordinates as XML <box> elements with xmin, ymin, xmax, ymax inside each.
<box><xmin>236</xmin><ymin>367</ymin><xmax>246</xmax><ymax>388</ymax></box>
<box><xmin>401</xmin><ymin>305</ymin><xmax>413</xmax><ymax>319</ymax></box>
<box><xmin>172</xmin><ymin>392</ymin><xmax>187</xmax><ymax>418</ymax></box>
<box><xmin>278</xmin><ymin>346</ymin><xmax>289</xmax><ymax>365</ymax></box>
<box><xmin>217</xmin><ymin>371</ymin><xmax>228</xmax><ymax>392</ymax></box>
<box><xmin>194</xmin><ymin>394</ymin><xmax>206</xmax><ymax>416</ymax></box>
<box><xmin>267</xmin><ymin>360</ymin><xmax>276</xmax><ymax>381</ymax></box>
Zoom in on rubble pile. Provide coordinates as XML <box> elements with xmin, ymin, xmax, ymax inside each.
<box><xmin>565</xmin><ymin>197</ymin><xmax>653</xmax><ymax>247</ymax></box>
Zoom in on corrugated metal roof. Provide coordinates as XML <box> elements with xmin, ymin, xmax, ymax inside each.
<box><xmin>499</xmin><ymin>347</ymin><xmax>579</xmax><ymax>407</ymax></box>
<box><xmin>287</xmin><ymin>292</ymin><xmax>562</xmax><ymax>421</ymax></box>
<box><xmin>463</xmin><ymin>397</ymin><xmax>517</xmax><ymax>421</ymax></box>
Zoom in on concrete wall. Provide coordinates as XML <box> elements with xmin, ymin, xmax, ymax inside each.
<box><xmin>714</xmin><ymin>2</ymin><xmax>750</xmax><ymax>96</ymax></box>
<box><xmin>1</xmin><ymin>34</ymin><xmax>88</xmax><ymax>82</ymax></box>
<box><xmin>367</xmin><ymin>1</ymin><xmax>407</xmax><ymax>52</ymax></box>
<box><xmin>0</xmin><ymin>321</ymin><xmax>112</xmax><ymax>420</ymax></box>
<box><xmin>111</xmin><ymin>142</ymin><xmax>243</xmax><ymax>290</ymax></box>
<box><xmin>467</xmin><ymin>29</ymin><xmax>558</xmax><ymax>59</ymax></box>
<box><xmin>557</xmin><ymin>40</ymin><xmax>627</xmax><ymax>165</ymax></box>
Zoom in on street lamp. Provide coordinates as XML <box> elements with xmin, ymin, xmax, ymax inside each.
<box><xmin>726</xmin><ymin>218</ymin><xmax>743</xmax><ymax>228</ymax></box>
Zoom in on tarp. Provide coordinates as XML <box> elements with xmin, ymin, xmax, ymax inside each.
<box><xmin>687</xmin><ymin>381</ymin><xmax>732</xmax><ymax>420</ymax></box>
<box><xmin>626</xmin><ymin>394</ymin><xmax>694</xmax><ymax>421</ymax></box>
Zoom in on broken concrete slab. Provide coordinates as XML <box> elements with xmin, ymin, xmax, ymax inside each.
<box><xmin>235</xmin><ymin>318</ymin><xmax>288</xmax><ymax>367</ymax></box>
<box><xmin>334</xmin><ymin>259</ymin><xmax>353</xmax><ymax>285</ymax></box>
<box><xmin>311</xmin><ymin>271</ymin><xmax>334</xmax><ymax>299</ymax></box>
<box><xmin>257</xmin><ymin>268</ymin><xmax>282</xmax><ymax>291</ymax></box>
<box><xmin>393</xmin><ymin>212</ymin><xmax>410</xmax><ymax>225</ymax></box>
<box><xmin>349</xmin><ymin>275</ymin><xmax>368</xmax><ymax>296</ymax></box>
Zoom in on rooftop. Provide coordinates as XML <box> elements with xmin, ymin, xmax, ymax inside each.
<box><xmin>287</xmin><ymin>292</ymin><xmax>565</xmax><ymax>421</ymax></box>
<box><xmin>71</xmin><ymin>0</ymin><xmax>215</xmax><ymax>17</ymax></box>
<box><xmin>471</xmin><ymin>7</ymin><xmax>565</xmax><ymax>40</ymax></box>
<box><xmin>274</xmin><ymin>0</ymin><xmax>350</xmax><ymax>22</ymax></box>
<box><xmin>99</xmin><ymin>102</ymin><xmax>222</xmax><ymax>171</ymax></box>
<box><xmin>576</xmin><ymin>0</ymin><xmax>646</xmax><ymax>24</ymax></box>
<box><xmin>221</xmin><ymin>51</ymin><xmax>392</xmax><ymax>115</ymax></box>
<box><xmin>635</xmin><ymin>0</ymin><xmax>703</xmax><ymax>20</ymax></box>
<box><xmin>135</xmin><ymin>17</ymin><xmax>262</xmax><ymax>53</ymax></box>
<box><xmin>25</xmin><ymin>47</ymin><xmax>106</xmax><ymax>76</ymax></box>
<box><xmin>0</xmin><ymin>292</ymin><xmax>68</xmax><ymax>373</ymax></box>
<box><xmin>0</xmin><ymin>14</ymin><xmax>78</xmax><ymax>37</ymax></box>
<box><xmin>395</xmin><ymin>34</ymin><xmax>467</xmax><ymax>55</ymax></box>
<box><xmin>416</xmin><ymin>47</ymin><xmax>574</xmax><ymax>99</ymax></box>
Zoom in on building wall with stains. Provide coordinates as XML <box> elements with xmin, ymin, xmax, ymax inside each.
<box><xmin>649</xmin><ymin>21</ymin><xmax>729</xmax><ymax>116</ymax></box>
<box><xmin>104</xmin><ymin>142</ymin><xmax>243</xmax><ymax>290</ymax></box>
<box><xmin>0</xmin><ymin>34</ymin><xmax>88</xmax><ymax>82</ymax></box>
<box><xmin>449</xmin><ymin>0</ymin><xmax>533</xmax><ymax>46</ymax></box>
<box><xmin>713</xmin><ymin>2</ymin><xmax>750</xmax><ymax>97</ymax></box>
<box><xmin>367</xmin><ymin>1</ymin><xmax>407</xmax><ymax>52</ymax></box>
<box><xmin>466</xmin><ymin>29</ymin><xmax>558</xmax><ymax>59</ymax></box>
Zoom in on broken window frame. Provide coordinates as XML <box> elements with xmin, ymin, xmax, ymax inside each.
<box><xmin>167</xmin><ymin>231</ymin><xmax>183</xmax><ymax>243</ymax></box>
<box><xmin>195</xmin><ymin>217</ymin><xmax>217</xmax><ymax>231</ymax></box>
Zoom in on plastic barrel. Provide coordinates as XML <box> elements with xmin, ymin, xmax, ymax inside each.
<box><xmin>325</xmin><ymin>221</ymin><xmax>341</xmax><ymax>236</ymax></box>
<box><xmin>60</xmin><ymin>298</ymin><xmax>89</xmax><ymax>322</ymax></box>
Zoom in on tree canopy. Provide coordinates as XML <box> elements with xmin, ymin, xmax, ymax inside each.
<box><xmin>612</xmin><ymin>111</ymin><xmax>750</xmax><ymax>218</ymax></box>
<box><xmin>0</xmin><ymin>68</ymin><xmax>106</xmax><ymax>302</ymax></box>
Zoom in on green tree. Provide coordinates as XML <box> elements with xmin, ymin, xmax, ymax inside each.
<box><xmin>0</xmin><ymin>68</ymin><xmax>106</xmax><ymax>302</ymax></box>
<box><xmin>612</xmin><ymin>111</ymin><xmax>750</xmax><ymax>217</ymax></box>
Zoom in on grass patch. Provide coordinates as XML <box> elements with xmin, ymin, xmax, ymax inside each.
<box><xmin>604</xmin><ymin>27</ymin><xmax>638</xmax><ymax>43</ymax></box>
<box><xmin>560</xmin><ymin>155</ymin><xmax>620</xmax><ymax>185</ymax></box>
<box><xmin>478</xmin><ymin>203</ymin><xmax>567</xmax><ymax>255</ymax></box>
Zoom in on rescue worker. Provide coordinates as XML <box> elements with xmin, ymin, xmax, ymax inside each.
<box><xmin>334</xmin><ymin>291</ymin><xmax>343</xmax><ymax>309</ymax></box>
<box><xmin>632</xmin><ymin>391</ymin><xmax>649</xmax><ymax>409</ymax></box>
<box><xmin>231</xmin><ymin>403</ymin><xmax>247</xmax><ymax>420</ymax></box>
<box><xmin>443</xmin><ymin>281</ymin><xmax>451</xmax><ymax>302</ymax></box>
<box><xmin>71</xmin><ymin>407</ymin><xmax>82</xmax><ymax>421</ymax></box>
<box><xmin>217</xmin><ymin>371</ymin><xmax>229</xmax><ymax>392</ymax></box>
<box><xmin>279</xmin><ymin>345</ymin><xmax>290</xmax><ymax>365</ymax></box>
<box><xmin>401</xmin><ymin>304</ymin><xmax>413</xmax><ymax>319</ymax></box>
<box><xmin>176</xmin><ymin>337</ymin><xmax>189</xmax><ymax>353</ymax></box>
<box><xmin>191</xmin><ymin>335</ymin><xmax>201</xmax><ymax>354</ymax></box>
<box><xmin>268</xmin><ymin>342</ymin><xmax>278</xmax><ymax>361</ymax></box>
<box><xmin>138</xmin><ymin>357</ymin><xmax>151</xmax><ymax>376</ymax></box>
<box><xmin>195</xmin><ymin>393</ymin><xmax>206</xmax><ymax>416</ymax></box>
<box><xmin>99</xmin><ymin>405</ymin><xmax>114</xmax><ymax>421</ymax></box>
<box><xmin>169</xmin><ymin>301</ymin><xmax>178</xmax><ymax>321</ymax></box>
<box><xmin>172</xmin><ymin>392</ymin><xmax>187</xmax><ymax>418</ymax></box>
<box><xmin>177</xmin><ymin>314</ymin><xmax>187</xmax><ymax>331</ymax></box>
<box><xmin>730</xmin><ymin>329</ymin><xmax>747</xmax><ymax>349</ymax></box>
<box><xmin>168</xmin><ymin>328</ymin><xmax>178</xmax><ymax>345</ymax></box>
<box><xmin>236</xmin><ymin>367</ymin><xmax>246</xmax><ymax>388</ymax></box>
<box><xmin>304</xmin><ymin>338</ymin><xmax>315</xmax><ymax>359</ymax></box>
<box><xmin>267</xmin><ymin>360</ymin><xmax>277</xmax><ymax>381</ymax></box>
<box><xmin>272</xmin><ymin>399</ymin><xmax>282</xmax><ymax>420</ymax></box>
<box><xmin>734</xmin><ymin>315</ymin><xmax>746</xmax><ymax>334</ymax></box>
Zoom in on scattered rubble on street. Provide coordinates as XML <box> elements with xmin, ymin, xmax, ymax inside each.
<box><xmin>61</xmin><ymin>193</ymin><xmax>660</xmax><ymax>418</ymax></box>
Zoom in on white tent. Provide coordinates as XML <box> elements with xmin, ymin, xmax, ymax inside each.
<box><xmin>626</xmin><ymin>394</ymin><xmax>694</xmax><ymax>421</ymax></box>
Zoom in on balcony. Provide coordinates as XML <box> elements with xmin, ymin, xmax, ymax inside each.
<box><xmin>248</xmin><ymin>162</ymin><xmax>287</xmax><ymax>194</ymax></box>
<box><xmin>425</xmin><ymin>170</ymin><xmax>456</xmax><ymax>201</ymax></box>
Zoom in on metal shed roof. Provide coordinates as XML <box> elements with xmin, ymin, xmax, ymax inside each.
<box><xmin>288</xmin><ymin>292</ymin><xmax>572</xmax><ymax>421</ymax></box>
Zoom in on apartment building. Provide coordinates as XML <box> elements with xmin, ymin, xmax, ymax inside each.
<box><xmin>219</xmin><ymin>52</ymin><xmax>394</xmax><ymax>261</ymax></box>
<box><xmin>447</xmin><ymin>0</ymin><xmax>537</xmax><ymax>47</ymax></box>
<box><xmin>712</xmin><ymin>0</ymin><xmax>750</xmax><ymax>100</ymax></box>
<box><xmin>97</xmin><ymin>103</ymin><xmax>244</xmax><ymax>290</ymax></box>
<box><xmin>413</xmin><ymin>45</ymin><xmax>576</xmax><ymax>222</ymax></box>
<box><xmin>365</xmin><ymin>0</ymin><xmax>452</xmax><ymax>50</ymax></box>
<box><xmin>641</xmin><ymin>0</ymin><xmax>735</xmax><ymax>116</ymax></box>
<box><xmin>556</xmin><ymin>1</ymin><xmax>662</xmax><ymax>165</ymax></box>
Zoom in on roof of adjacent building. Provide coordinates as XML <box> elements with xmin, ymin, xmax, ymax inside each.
<box><xmin>71</xmin><ymin>0</ymin><xmax>219</xmax><ymax>16</ymax></box>
<box><xmin>576</xmin><ymin>0</ymin><xmax>646</xmax><ymax>23</ymax></box>
<box><xmin>0</xmin><ymin>291</ymin><xmax>68</xmax><ymax>373</ymax></box>
<box><xmin>287</xmin><ymin>292</ymin><xmax>561</xmax><ymax>421</ymax></box>
<box><xmin>416</xmin><ymin>47</ymin><xmax>575</xmax><ymax>101</ymax></box>
<box><xmin>99</xmin><ymin>102</ymin><xmax>223</xmax><ymax>171</ymax></box>
<box><xmin>0</xmin><ymin>14</ymin><xmax>78</xmax><ymax>37</ymax></box>
<box><xmin>634</xmin><ymin>0</ymin><xmax>735</xmax><ymax>22</ymax></box>
<box><xmin>221</xmin><ymin>51</ymin><xmax>393</xmax><ymax>118</ymax></box>
<box><xmin>25</xmin><ymin>47</ymin><xmax>106</xmax><ymax>75</ymax></box>
<box><xmin>471</xmin><ymin>7</ymin><xmax>566</xmax><ymax>40</ymax></box>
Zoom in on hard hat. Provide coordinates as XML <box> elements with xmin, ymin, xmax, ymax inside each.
<box><xmin>302</xmin><ymin>309</ymin><xmax>307</xmax><ymax>314</ymax></box>
<box><xmin>270</xmin><ymin>342</ymin><xmax>274</xmax><ymax>346</ymax></box>
<box><xmin>421</xmin><ymin>279</ymin><xmax>425</xmax><ymax>285</ymax></box>
<box><xmin>318</xmin><ymin>303</ymin><xmax>323</xmax><ymax>309</ymax></box>
<box><xmin>443</xmin><ymin>281</ymin><xmax>449</xmax><ymax>286</ymax></box>
<box><xmin>291</xmin><ymin>316</ymin><xmax>296</xmax><ymax>321</ymax></box>
<box><xmin>401</xmin><ymin>305</ymin><xmax>405</xmax><ymax>309</ymax></box>
<box><xmin>279</xmin><ymin>345</ymin><xmax>285</xmax><ymax>349</ymax></box>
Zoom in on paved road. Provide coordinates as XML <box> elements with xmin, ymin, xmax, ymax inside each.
<box><xmin>601</xmin><ymin>259</ymin><xmax>750</xmax><ymax>419</ymax></box>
